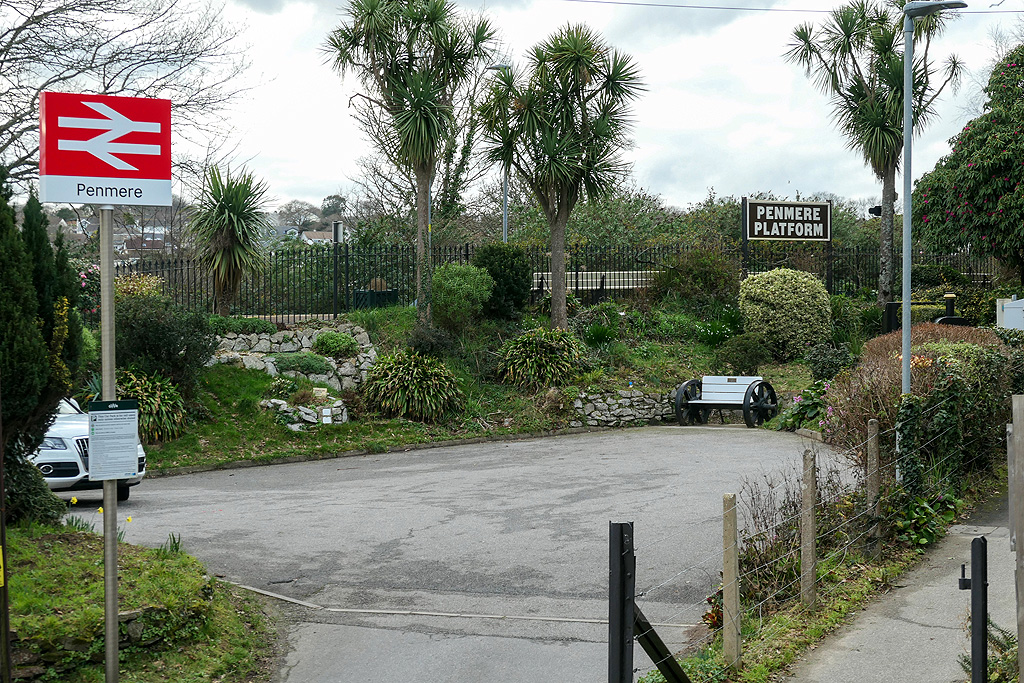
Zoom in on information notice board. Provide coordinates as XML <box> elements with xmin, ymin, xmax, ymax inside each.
<box><xmin>87</xmin><ymin>400</ymin><xmax>140</xmax><ymax>481</ymax></box>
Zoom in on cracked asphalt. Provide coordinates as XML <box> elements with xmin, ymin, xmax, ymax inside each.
<box><xmin>91</xmin><ymin>425</ymin><xmax>829</xmax><ymax>682</ymax></box>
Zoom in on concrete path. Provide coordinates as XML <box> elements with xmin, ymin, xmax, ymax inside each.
<box><xmin>785</xmin><ymin>494</ymin><xmax>1016</xmax><ymax>683</ymax></box>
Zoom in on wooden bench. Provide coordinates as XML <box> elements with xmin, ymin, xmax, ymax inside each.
<box><xmin>532</xmin><ymin>270</ymin><xmax>659</xmax><ymax>292</ymax></box>
<box><xmin>674</xmin><ymin>375</ymin><xmax>778</xmax><ymax>428</ymax></box>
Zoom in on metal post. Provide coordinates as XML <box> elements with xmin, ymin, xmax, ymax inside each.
<box><xmin>801</xmin><ymin>448</ymin><xmax>817</xmax><ymax>609</ymax></box>
<box><xmin>344</xmin><ymin>243</ymin><xmax>351</xmax><ymax>312</ymax></box>
<box><xmin>740</xmin><ymin>197</ymin><xmax>749</xmax><ymax>280</ymax></box>
<box><xmin>901</xmin><ymin>13</ymin><xmax>915</xmax><ymax>395</ymax></box>
<box><xmin>1012</xmin><ymin>396</ymin><xmax>1024</xmax><ymax>682</ymax></box>
<box><xmin>99</xmin><ymin>206</ymin><xmax>119</xmax><ymax>683</ymax></box>
<box><xmin>723</xmin><ymin>494</ymin><xmax>741</xmax><ymax>669</ymax></box>
<box><xmin>866</xmin><ymin>419</ymin><xmax>881</xmax><ymax>561</ymax></box>
<box><xmin>965</xmin><ymin>537</ymin><xmax>989</xmax><ymax>683</ymax></box>
<box><xmin>332</xmin><ymin>242</ymin><xmax>338</xmax><ymax>319</ymax></box>
<box><xmin>608</xmin><ymin>522</ymin><xmax>634</xmax><ymax>683</ymax></box>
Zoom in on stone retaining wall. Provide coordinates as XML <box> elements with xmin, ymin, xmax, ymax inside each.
<box><xmin>210</xmin><ymin>322</ymin><xmax>376</xmax><ymax>391</ymax></box>
<box><xmin>569</xmin><ymin>388</ymin><xmax>676</xmax><ymax>428</ymax></box>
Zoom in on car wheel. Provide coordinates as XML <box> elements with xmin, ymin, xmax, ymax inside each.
<box><xmin>116</xmin><ymin>484</ymin><xmax>130</xmax><ymax>502</ymax></box>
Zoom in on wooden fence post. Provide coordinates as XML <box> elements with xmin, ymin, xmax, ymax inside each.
<box><xmin>723</xmin><ymin>493</ymin><xmax>741</xmax><ymax>670</ymax></box>
<box><xmin>1011</xmin><ymin>397</ymin><xmax>1024</xmax><ymax>683</ymax></box>
<box><xmin>801</xmin><ymin>448</ymin><xmax>817</xmax><ymax>609</ymax></box>
<box><xmin>866</xmin><ymin>419</ymin><xmax>881</xmax><ymax>561</ymax></box>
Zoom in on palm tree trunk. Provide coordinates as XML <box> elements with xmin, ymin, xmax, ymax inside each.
<box><xmin>549</xmin><ymin>202</ymin><xmax>569</xmax><ymax>329</ymax></box>
<box><xmin>414</xmin><ymin>164</ymin><xmax>430</xmax><ymax>322</ymax></box>
<box><xmin>878</xmin><ymin>164</ymin><xmax>897</xmax><ymax>307</ymax></box>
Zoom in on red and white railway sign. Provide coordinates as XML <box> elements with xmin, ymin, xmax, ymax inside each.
<box><xmin>39</xmin><ymin>92</ymin><xmax>171</xmax><ymax>206</ymax></box>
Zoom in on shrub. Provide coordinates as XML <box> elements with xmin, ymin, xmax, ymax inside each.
<box><xmin>824</xmin><ymin>324</ymin><xmax>1011</xmax><ymax>479</ymax></box>
<box><xmin>407</xmin><ymin>322</ymin><xmax>457</xmax><ymax>358</ymax></box>
<box><xmin>775</xmin><ymin>380</ymin><xmax>829</xmax><ymax>431</ymax></box>
<box><xmin>431</xmin><ymin>263</ymin><xmax>495</xmax><ymax>333</ymax></box>
<box><xmin>911</xmin><ymin>264</ymin><xmax>969</xmax><ymax>289</ymax></box>
<box><xmin>114</xmin><ymin>273</ymin><xmax>164</xmax><ymax>300</ymax></box>
<box><xmin>363</xmin><ymin>351</ymin><xmax>464</xmax><ymax>422</ymax></box>
<box><xmin>271</xmin><ymin>352</ymin><xmax>333</xmax><ymax>376</ymax></box>
<box><xmin>115</xmin><ymin>295</ymin><xmax>217</xmax><ymax>398</ymax></box>
<box><xmin>313</xmin><ymin>331</ymin><xmax>360</xmax><ymax>359</ymax></box>
<box><xmin>573</xmin><ymin>302</ymin><xmax>621</xmax><ymax>347</ymax></box>
<box><xmin>208</xmin><ymin>315</ymin><xmax>278</xmax><ymax>336</ymax></box>
<box><xmin>714</xmin><ymin>332</ymin><xmax>770</xmax><ymax>375</ymax></box>
<box><xmin>652</xmin><ymin>244</ymin><xmax>740</xmax><ymax>308</ymax></box>
<box><xmin>472</xmin><ymin>243</ymin><xmax>532</xmax><ymax>319</ymax></box>
<box><xmin>498</xmin><ymin>327</ymin><xmax>586</xmax><ymax>389</ymax></box>
<box><xmin>805</xmin><ymin>343</ymin><xmax>856</xmax><ymax>381</ymax></box>
<box><xmin>116</xmin><ymin>368</ymin><xmax>186</xmax><ymax>444</ymax></box>
<box><xmin>739</xmin><ymin>268</ymin><xmax>830</xmax><ymax>361</ymax></box>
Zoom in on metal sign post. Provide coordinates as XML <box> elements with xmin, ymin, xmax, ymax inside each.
<box><xmin>39</xmin><ymin>92</ymin><xmax>171</xmax><ymax>683</ymax></box>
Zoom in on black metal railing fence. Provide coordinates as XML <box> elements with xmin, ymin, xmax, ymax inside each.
<box><xmin>113</xmin><ymin>242</ymin><xmax>998</xmax><ymax>323</ymax></box>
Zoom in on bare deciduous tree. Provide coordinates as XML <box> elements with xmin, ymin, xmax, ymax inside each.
<box><xmin>0</xmin><ymin>0</ymin><xmax>248</xmax><ymax>189</ymax></box>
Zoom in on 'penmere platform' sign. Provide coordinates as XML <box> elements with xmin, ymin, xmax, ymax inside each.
<box><xmin>743</xmin><ymin>199</ymin><xmax>831</xmax><ymax>242</ymax></box>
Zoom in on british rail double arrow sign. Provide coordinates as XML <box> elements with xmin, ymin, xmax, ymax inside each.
<box><xmin>39</xmin><ymin>92</ymin><xmax>171</xmax><ymax>206</ymax></box>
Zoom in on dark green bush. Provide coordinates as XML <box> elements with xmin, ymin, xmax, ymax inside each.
<box><xmin>208</xmin><ymin>315</ymin><xmax>278</xmax><ymax>336</ymax></box>
<box><xmin>407</xmin><ymin>323</ymin><xmax>457</xmax><ymax>358</ymax></box>
<box><xmin>271</xmin><ymin>353</ymin><xmax>333</xmax><ymax>376</ymax></box>
<box><xmin>714</xmin><ymin>333</ymin><xmax>770</xmax><ymax>375</ymax></box>
<box><xmin>652</xmin><ymin>245</ymin><xmax>740</xmax><ymax>308</ymax></box>
<box><xmin>805</xmin><ymin>343</ymin><xmax>856</xmax><ymax>381</ymax></box>
<box><xmin>911</xmin><ymin>264</ymin><xmax>970</xmax><ymax>289</ymax></box>
<box><xmin>498</xmin><ymin>328</ymin><xmax>586</xmax><ymax>389</ymax></box>
<box><xmin>313</xmin><ymin>331</ymin><xmax>359</xmax><ymax>359</ymax></box>
<box><xmin>472</xmin><ymin>243</ymin><xmax>532</xmax><ymax>319</ymax></box>
<box><xmin>431</xmin><ymin>263</ymin><xmax>495</xmax><ymax>333</ymax></box>
<box><xmin>116</xmin><ymin>368</ymin><xmax>186</xmax><ymax>444</ymax></box>
<box><xmin>6</xmin><ymin>458</ymin><xmax>64</xmax><ymax>526</ymax></box>
<box><xmin>115</xmin><ymin>295</ymin><xmax>217</xmax><ymax>398</ymax></box>
<box><xmin>363</xmin><ymin>351</ymin><xmax>464</xmax><ymax>422</ymax></box>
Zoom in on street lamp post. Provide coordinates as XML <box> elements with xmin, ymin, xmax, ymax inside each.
<box><xmin>901</xmin><ymin>0</ymin><xmax>966</xmax><ymax>394</ymax></box>
<box><xmin>486</xmin><ymin>63</ymin><xmax>511</xmax><ymax>242</ymax></box>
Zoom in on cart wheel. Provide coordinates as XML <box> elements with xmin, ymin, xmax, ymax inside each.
<box><xmin>743</xmin><ymin>380</ymin><xmax>778</xmax><ymax>428</ymax></box>
<box><xmin>674</xmin><ymin>380</ymin><xmax>710</xmax><ymax>425</ymax></box>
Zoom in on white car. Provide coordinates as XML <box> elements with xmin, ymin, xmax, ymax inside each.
<box><xmin>29</xmin><ymin>398</ymin><xmax>146</xmax><ymax>501</ymax></box>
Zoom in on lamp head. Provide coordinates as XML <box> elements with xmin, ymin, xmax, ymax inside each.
<box><xmin>903</xmin><ymin>0</ymin><xmax>967</xmax><ymax>18</ymax></box>
<box><xmin>486</xmin><ymin>63</ymin><xmax>511</xmax><ymax>71</ymax></box>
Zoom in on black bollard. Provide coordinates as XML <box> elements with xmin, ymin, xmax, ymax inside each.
<box><xmin>958</xmin><ymin>536</ymin><xmax>988</xmax><ymax>683</ymax></box>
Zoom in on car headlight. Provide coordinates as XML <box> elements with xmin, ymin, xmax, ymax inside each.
<box><xmin>39</xmin><ymin>437</ymin><xmax>68</xmax><ymax>450</ymax></box>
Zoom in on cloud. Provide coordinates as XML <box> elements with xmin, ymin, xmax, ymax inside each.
<box><xmin>606</xmin><ymin>2</ymin><xmax>787</xmax><ymax>44</ymax></box>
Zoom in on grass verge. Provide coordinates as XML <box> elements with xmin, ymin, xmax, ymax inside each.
<box><xmin>9</xmin><ymin>523</ymin><xmax>276</xmax><ymax>682</ymax></box>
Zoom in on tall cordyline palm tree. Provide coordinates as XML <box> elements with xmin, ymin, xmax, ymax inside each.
<box><xmin>188</xmin><ymin>166</ymin><xmax>272</xmax><ymax>316</ymax></box>
<box><xmin>479</xmin><ymin>24</ymin><xmax>643</xmax><ymax>329</ymax></box>
<box><xmin>324</xmin><ymin>0</ymin><xmax>495</xmax><ymax>319</ymax></box>
<box><xmin>785</xmin><ymin>0</ymin><xmax>963</xmax><ymax>306</ymax></box>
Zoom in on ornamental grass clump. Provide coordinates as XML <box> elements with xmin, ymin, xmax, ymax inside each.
<box><xmin>116</xmin><ymin>368</ymin><xmax>186</xmax><ymax>444</ymax></box>
<box><xmin>363</xmin><ymin>351</ymin><xmax>464</xmax><ymax>422</ymax></box>
<box><xmin>738</xmin><ymin>268</ymin><xmax>830</xmax><ymax>361</ymax></box>
<box><xmin>497</xmin><ymin>327</ymin><xmax>585</xmax><ymax>390</ymax></box>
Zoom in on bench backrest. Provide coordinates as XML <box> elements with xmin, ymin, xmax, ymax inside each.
<box><xmin>701</xmin><ymin>375</ymin><xmax>761</xmax><ymax>402</ymax></box>
<box><xmin>532</xmin><ymin>271</ymin><xmax>659</xmax><ymax>290</ymax></box>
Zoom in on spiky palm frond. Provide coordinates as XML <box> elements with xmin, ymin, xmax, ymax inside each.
<box><xmin>187</xmin><ymin>167</ymin><xmax>271</xmax><ymax>314</ymax></box>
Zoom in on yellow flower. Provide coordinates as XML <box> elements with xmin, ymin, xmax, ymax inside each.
<box><xmin>126</xmin><ymin>516</ymin><xmax>132</xmax><ymax>523</ymax></box>
<box><xmin>70</xmin><ymin>497</ymin><xmax>78</xmax><ymax>505</ymax></box>
<box><xmin>97</xmin><ymin>507</ymin><xmax>103</xmax><ymax>514</ymax></box>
